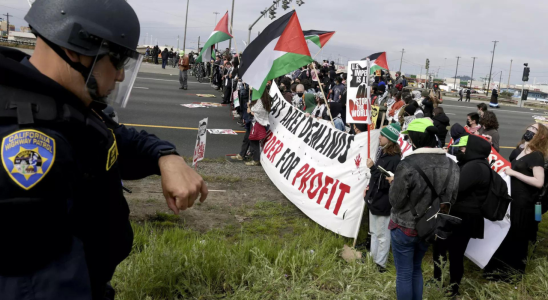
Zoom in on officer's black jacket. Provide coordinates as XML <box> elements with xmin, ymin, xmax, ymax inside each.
<box><xmin>0</xmin><ymin>47</ymin><xmax>176</xmax><ymax>289</ymax></box>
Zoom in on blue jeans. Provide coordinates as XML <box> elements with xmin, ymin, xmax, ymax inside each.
<box><xmin>162</xmin><ymin>58</ymin><xmax>168</xmax><ymax>69</ymax></box>
<box><xmin>391</xmin><ymin>228</ymin><xmax>429</xmax><ymax>300</ymax></box>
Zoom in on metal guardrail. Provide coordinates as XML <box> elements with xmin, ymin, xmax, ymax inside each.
<box><xmin>0</xmin><ymin>38</ymin><xmax>36</xmax><ymax>46</ymax></box>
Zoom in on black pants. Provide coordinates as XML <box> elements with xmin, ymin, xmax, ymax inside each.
<box><xmin>466</xmin><ymin>95</ymin><xmax>471</xmax><ymax>102</ymax></box>
<box><xmin>250</xmin><ymin>140</ymin><xmax>260</xmax><ymax>162</ymax></box>
<box><xmin>239</xmin><ymin>128</ymin><xmax>250</xmax><ymax>157</ymax></box>
<box><xmin>459</xmin><ymin>94</ymin><xmax>463</xmax><ymax>101</ymax></box>
<box><xmin>223</xmin><ymin>86</ymin><xmax>232</xmax><ymax>104</ymax></box>
<box><xmin>433</xmin><ymin>234</ymin><xmax>472</xmax><ymax>295</ymax></box>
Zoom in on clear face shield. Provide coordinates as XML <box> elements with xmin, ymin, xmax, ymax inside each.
<box><xmin>85</xmin><ymin>41</ymin><xmax>143</xmax><ymax>109</ymax></box>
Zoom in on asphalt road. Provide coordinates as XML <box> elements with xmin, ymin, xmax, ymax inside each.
<box><xmin>117</xmin><ymin>70</ymin><xmax>246</xmax><ymax>158</ymax></box>
<box><xmin>121</xmin><ymin>65</ymin><xmax>544</xmax><ymax>160</ymax></box>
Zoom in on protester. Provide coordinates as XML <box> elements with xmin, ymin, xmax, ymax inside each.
<box><xmin>389</xmin><ymin>118</ymin><xmax>459</xmax><ymax>300</ymax></box>
<box><xmin>389</xmin><ymin>91</ymin><xmax>405</xmax><ymax>121</ymax></box>
<box><xmin>401</xmin><ymin>104</ymin><xmax>417</xmax><ymax>132</ymax></box>
<box><xmin>489</xmin><ymin>86</ymin><xmax>499</xmax><ymax>108</ymax></box>
<box><xmin>281</xmin><ymin>78</ymin><xmax>293</xmax><ymax>104</ymax></box>
<box><xmin>432</xmin><ymin>107</ymin><xmax>450</xmax><ymax>147</ymax></box>
<box><xmin>246</xmin><ymin>91</ymin><xmax>271</xmax><ymax>166</ymax></box>
<box><xmin>145</xmin><ymin>46</ymin><xmax>150</xmax><ymax>62</ymax></box>
<box><xmin>178</xmin><ymin>51</ymin><xmax>189</xmax><ymax>90</ymax></box>
<box><xmin>329</xmin><ymin>102</ymin><xmax>345</xmax><ymax>131</ymax></box>
<box><xmin>231</xmin><ymin>86</ymin><xmax>252</xmax><ymax>161</ymax></box>
<box><xmin>221</xmin><ymin>62</ymin><xmax>233</xmax><ymax>104</ymax></box>
<box><xmin>365</xmin><ymin>123</ymin><xmax>402</xmax><ymax>272</ymax></box>
<box><xmin>447</xmin><ymin>123</ymin><xmax>470</xmax><ymax>156</ymax></box>
<box><xmin>485</xmin><ymin>123</ymin><xmax>547</xmax><ymax>280</ymax></box>
<box><xmin>477</xmin><ymin>103</ymin><xmax>488</xmax><ymax>118</ymax></box>
<box><xmin>434</xmin><ymin>135</ymin><xmax>491</xmax><ymax>297</ymax></box>
<box><xmin>339</xmin><ymin>90</ymin><xmax>348</xmax><ymax>125</ymax></box>
<box><xmin>299</xmin><ymin>65</ymin><xmax>310</xmax><ymax>82</ymax></box>
<box><xmin>458</xmin><ymin>89</ymin><xmax>463</xmax><ymax>101</ymax></box>
<box><xmin>466</xmin><ymin>88</ymin><xmax>471</xmax><ymax>102</ymax></box>
<box><xmin>293</xmin><ymin>84</ymin><xmax>305</xmax><ymax>110</ymax></box>
<box><xmin>477</xmin><ymin>111</ymin><xmax>500</xmax><ymax>152</ymax></box>
<box><xmin>331</xmin><ymin>77</ymin><xmax>346</xmax><ymax>102</ymax></box>
<box><xmin>421</xmin><ymin>90</ymin><xmax>434</xmax><ymax>118</ymax></box>
<box><xmin>465</xmin><ymin>112</ymin><xmax>481</xmax><ymax>134</ymax></box>
<box><xmin>161</xmin><ymin>48</ymin><xmax>169</xmax><ymax>69</ymax></box>
<box><xmin>310</xmin><ymin>93</ymin><xmax>327</xmax><ymax>119</ymax></box>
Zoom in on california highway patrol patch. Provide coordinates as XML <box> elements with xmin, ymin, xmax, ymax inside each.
<box><xmin>1</xmin><ymin>130</ymin><xmax>56</xmax><ymax>190</ymax></box>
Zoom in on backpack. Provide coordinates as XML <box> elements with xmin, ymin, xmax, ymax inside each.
<box><xmin>408</xmin><ymin>160</ymin><xmax>462</xmax><ymax>243</ymax></box>
<box><xmin>538</xmin><ymin>165</ymin><xmax>548</xmax><ymax>215</ymax></box>
<box><xmin>479</xmin><ymin>167</ymin><xmax>512</xmax><ymax>221</ymax></box>
<box><xmin>402</xmin><ymin>78</ymin><xmax>408</xmax><ymax>87</ymax></box>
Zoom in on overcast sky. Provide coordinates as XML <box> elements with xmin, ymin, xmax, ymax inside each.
<box><xmin>2</xmin><ymin>0</ymin><xmax>547</xmax><ymax>85</ymax></box>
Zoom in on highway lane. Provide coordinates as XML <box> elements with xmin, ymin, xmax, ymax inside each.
<box><xmin>117</xmin><ymin>72</ymin><xmax>245</xmax><ymax>158</ymax></box>
<box><xmin>121</xmin><ymin>73</ymin><xmax>543</xmax><ymax>159</ymax></box>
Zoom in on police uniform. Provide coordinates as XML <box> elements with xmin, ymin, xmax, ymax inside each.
<box><xmin>0</xmin><ymin>47</ymin><xmax>177</xmax><ymax>299</ymax></box>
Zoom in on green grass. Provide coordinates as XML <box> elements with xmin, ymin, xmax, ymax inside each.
<box><xmin>112</xmin><ymin>202</ymin><xmax>548</xmax><ymax>299</ymax></box>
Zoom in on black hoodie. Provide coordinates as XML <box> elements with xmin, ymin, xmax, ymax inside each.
<box><xmin>448</xmin><ymin>123</ymin><xmax>469</xmax><ymax>155</ymax></box>
<box><xmin>451</xmin><ymin>135</ymin><xmax>492</xmax><ymax>238</ymax></box>
<box><xmin>432</xmin><ymin>113</ymin><xmax>450</xmax><ymax>145</ymax></box>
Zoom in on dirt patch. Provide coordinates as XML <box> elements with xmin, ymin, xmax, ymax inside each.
<box><xmin>123</xmin><ymin>160</ymin><xmax>288</xmax><ymax>233</ymax></box>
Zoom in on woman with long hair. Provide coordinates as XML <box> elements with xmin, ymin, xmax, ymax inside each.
<box><xmin>477</xmin><ymin>111</ymin><xmax>500</xmax><ymax>152</ymax></box>
<box><xmin>485</xmin><ymin>123</ymin><xmax>548</xmax><ymax>280</ymax></box>
<box><xmin>246</xmin><ymin>90</ymin><xmax>271</xmax><ymax>166</ymax></box>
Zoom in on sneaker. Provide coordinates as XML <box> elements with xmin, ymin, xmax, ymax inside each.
<box><xmin>376</xmin><ymin>264</ymin><xmax>387</xmax><ymax>273</ymax></box>
<box><xmin>245</xmin><ymin>161</ymin><xmax>260</xmax><ymax>166</ymax></box>
<box><xmin>230</xmin><ymin>154</ymin><xmax>243</xmax><ymax>161</ymax></box>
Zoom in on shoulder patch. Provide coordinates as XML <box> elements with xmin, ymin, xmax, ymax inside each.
<box><xmin>1</xmin><ymin>130</ymin><xmax>56</xmax><ymax>190</ymax></box>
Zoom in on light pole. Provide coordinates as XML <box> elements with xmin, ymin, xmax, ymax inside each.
<box><xmin>213</xmin><ymin>12</ymin><xmax>220</xmax><ymax>50</ymax></box>
<box><xmin>398</xmin><ymin>48</ymin><xmax>405</xmax><ymax>73</ymax></box>
<box><xmin>182</xmin><ymin>0</ymin><xmax>190</xmax><ymax>53</ymax></box>
<box><xmin>470</xmin><ymin>57</ymin><xmax>477</xmax><ymax>89</ymax></box>
<box><xmin>486</xmin><ymin>41</ymin><xmax>499</xmax><ymax>97</ymax></box>
<box><xmin>454</xmin><ymin>56</ymin><xmax>460</xmax><ymax>90</ymax></box>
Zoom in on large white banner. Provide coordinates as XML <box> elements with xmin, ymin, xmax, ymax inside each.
<box><xmin>265</xmin><ymin>82</ymin><xmax>380</xmax><ymax>237</ymax></box>
<box><xmin>346</xmin><ymin>60</ymin><xmax>371</xmax><ymax>124</ymax></box>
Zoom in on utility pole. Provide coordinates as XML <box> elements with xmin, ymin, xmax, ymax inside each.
<box><xmin>228</xmin><ymin>0</ymin><xmax>235</xmax><ymax>50</ymax></box>
<box><xmin>197</xmin><ymin>36</ymin><xmax>200</xmax><ymax>51</ymax></box>
<box><xmin>454</xmin><ymin>56</ymin><xmax>460</xmax><ymax>90</ymax></box>
<box><xmin>499</xmin><ymin>71</ymin><xmax>503</xmax><ymax>91</ymax></box>
<box><xmin>419</xmin><ymin>66</ymin><xmax>423</xmax><ymax>88</ymax></box>
<box><xmin>470</xmin><ymin>57</ymin><xmax>477</xmax><ymax>89</ymax></box>
<box><xmin>486</xmin><ymin>40</ymin><xmax>499</xmax><ymax>97</ymax></box>
<box><xmin>213</xmin><ymin>12</ymin><xmax>220</xmax><ymax>50</ymax></box>
<box><xmin>182</xmin><ymin>0</ymin><xmax>190</xmax><ymax>53</ymax></box>
<box><xmin>3</xmin><ymin>13</ymin><xmax>11</xmax><ymax>37</ymax></box>
<box><xmin>507</xmin><ymin>59</ymin><xmax>513</xmax><ymax>89</ymax></box>
<box><xmin>177</xmin><ymin>35</ymin><xmax>180</xmax><ymax>52</ymax></box>
<box><xmin>398</xmin><ymin>48</ymin><xmax>405</xmax><ymax>73</ymax></box>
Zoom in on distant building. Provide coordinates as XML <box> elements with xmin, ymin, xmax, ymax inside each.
<box><xmin>8</xmin><ymin>31</ymin><xmax>37</xmax><ymax>43</ymax></box>
<box><xmin>20</xmin><ymin>26</ymin><xmax>32</xmax><ymax>33</ymax></box>
<box><xmin>0</xmin><ymin>21</ymin><xmax>15</xmax><ymax>32</ymax></box>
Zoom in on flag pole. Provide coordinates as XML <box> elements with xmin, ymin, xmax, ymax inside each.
<box><xmin>311</xmin><ymin>63</ymin><xmax>335</xmax><ymax>127</ymax></box>
<box><xmin>367</xmin><ymin>124</ymin><xmax>371</xmax><ymax>159</ymax></box>
<box><xmin>312</xmin><ymin>48</ymin><xmax>322</xmax><ymax>60</ymax></box>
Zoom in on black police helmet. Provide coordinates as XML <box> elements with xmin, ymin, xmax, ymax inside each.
<box><xmin>25</xmin><ymin>0</ymin><xmax>140</xmax><ymax>56</ymax></box>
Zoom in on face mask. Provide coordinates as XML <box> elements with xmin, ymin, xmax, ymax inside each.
<box><xmin>466</xmin><ymin>120</ymin><xmax>471</xmax><ymax>127</ymax></box>
<box><xmin>456</xmin><ymin>151</ymin><xmax>466</xmax><ymax>162</ymax></box>
<box><xmin>523</xmin><ymin>130</ymin><xmax>535</xmax><ymax>142</ymax></box>
<box><xmin>297</xmin><ymin>92</ymin><xmax>304</xmax><ymax>97</ymax></box>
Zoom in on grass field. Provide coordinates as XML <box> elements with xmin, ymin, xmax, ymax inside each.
<box><xmin>112</xmin><ymin>199</ymin><xmax>548</xmax><ymax>300</ymax></box>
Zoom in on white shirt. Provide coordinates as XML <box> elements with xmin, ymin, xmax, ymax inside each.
<box><xmin>251</xmin><ymin>100</ymin><xmax>269</xmax><ymax>127</ymax></box>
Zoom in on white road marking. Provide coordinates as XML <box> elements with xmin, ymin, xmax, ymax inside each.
<box><xmin>137</xmin><ymin>77</ymin><xmax>210</xmax><ymax>84</ymax></box>
<box><xmin>441</xmin><ymin>104</ymin><xmax>536</xmax><ymax>115</ymax></box>
<box><xmin>133</xmin><ymin>87</ymin><xmax>149</xmax><ymax>89</ymax></box>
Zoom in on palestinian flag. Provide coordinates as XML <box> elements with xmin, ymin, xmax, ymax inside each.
<box><xmin>303</xmin><ymin>30</ymin><xmax>335</xmax><ymax>48</ymax></box>
<box><xmin>239</xmin><ymin>10</ymin><xmax>312</xmax><ymax>100</ymax></box>
<box><xmin>361</xmin><ymin>52</ymin><xmax>389</xmax><ymax>74</ymax></box>
<box><xmin>196</xmin><ymin>11</ymin><xmax>233</xmax><ymax>63</ymax></box>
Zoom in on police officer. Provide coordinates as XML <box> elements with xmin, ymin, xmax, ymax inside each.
<box><xmin>0</xmin><ymin>1</ymin><xmax>208</xmax><ymax>299</ymax></box>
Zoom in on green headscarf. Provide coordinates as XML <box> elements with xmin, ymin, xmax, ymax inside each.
<box><xmin>304</xmin><ymin>93</ymin><xmax>317</xmax><ymax>113</ymax></box>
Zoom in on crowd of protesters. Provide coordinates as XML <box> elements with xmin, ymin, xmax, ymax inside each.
<box><xmin>191</xmin><ymin>55</ymin><xmax>548</xmax><ymax>298</ymax></box>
